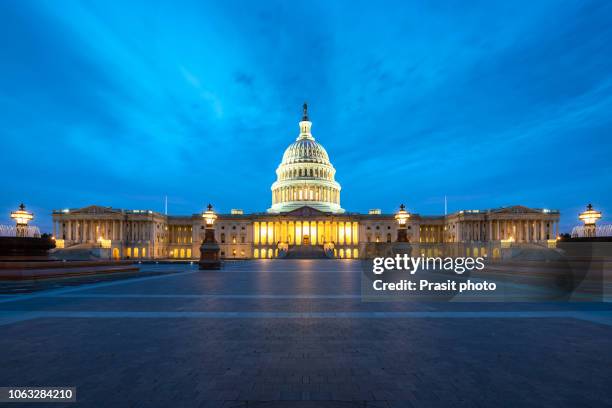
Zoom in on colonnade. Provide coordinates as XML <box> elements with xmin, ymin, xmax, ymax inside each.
<box><xmin>54</xmin><ymin>219</ymin><xmax>157</xmax><ymax>243</ymax></box>
<box><xmin>455</xmin><ymin>219</ymin><xmax>559</xmax><ymax>242</ymax></box>
<box><xmin>253</xmin><ymin>220</ymin><xmax>358</xmax><ymax>246</ymax></box>
<box><xmin>272</xmin><ymin>186</ymin><xmax>339</xmax><ymax>205</ymax></box>
<box><xmin>279</xmin><ymin>167</ymin><xmax>332</xmax><ymax>180</ymax></box>
<box><xmin>420</xmin><ymin>225</ymin><xmax>444</xmax><ymax>243</ymax></box>
<box><xmin>168</xmin><ymin>225</ymin><xmax>192</xmax><ymax>244</ymax></box>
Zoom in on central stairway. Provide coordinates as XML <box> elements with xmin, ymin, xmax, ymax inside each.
<box><xmin>284</xmin><ymin>245</ymin><xmax>328</xmax><ymax>259</ymax></box>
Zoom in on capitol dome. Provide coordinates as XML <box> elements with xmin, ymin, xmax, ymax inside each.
<box><xmin>268</xmin><ymin>104</ymin><xmax>344</xmax><ymax>214</ymax></box>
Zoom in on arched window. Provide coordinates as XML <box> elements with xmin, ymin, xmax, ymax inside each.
<box><xmin>387</xmin><ymin>233</ymin><xmax>392</xmax><ymax>243</ymax></box>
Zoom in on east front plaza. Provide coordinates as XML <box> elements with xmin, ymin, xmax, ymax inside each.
<box><xmin>1</xmin><ymin>259</ymin><xmax>612</xmax><ymax>407</ymax></box>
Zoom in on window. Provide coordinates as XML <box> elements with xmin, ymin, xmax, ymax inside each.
<box><xmin>220</xmin><ymin>233</ymin><xmax>225</xmax><ymax>243</ymax></box>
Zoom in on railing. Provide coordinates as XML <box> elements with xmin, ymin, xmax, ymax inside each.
<box><xmin>571</xmin><ymin>224</ymin><xmax>612</xmax><ymax>238</ymax></box>
<box><xmin>0</xmin><ymin>224</ymin><xmax>41</xmax><ymax>238</ymax></box>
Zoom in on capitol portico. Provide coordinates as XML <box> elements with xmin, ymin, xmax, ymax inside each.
<box><xmin>52</xmin><ymin>104</ymin><xmax>561</xmax><ymax>260</ymax></box>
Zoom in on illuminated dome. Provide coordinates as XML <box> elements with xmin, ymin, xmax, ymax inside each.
<box><xmin>268</xmin><ymin>104</ymin><xmax>344</xmax><ymax>214</ymax></box>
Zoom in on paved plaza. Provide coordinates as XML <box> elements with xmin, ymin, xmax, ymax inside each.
<box><xmin>1</xmin><ymin>260</ymin><xmax>612</xmax><ymax>407</ymax></box>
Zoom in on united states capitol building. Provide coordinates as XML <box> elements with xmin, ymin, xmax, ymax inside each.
<box><xmin>52</xmin><ymin>105</ymin><xmax>560</xmax><ymax>260</ymax></box>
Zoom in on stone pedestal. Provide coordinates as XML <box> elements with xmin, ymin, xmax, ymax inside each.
<box><xmin>394</xmin><ymin>227</ymin><xmax>412</xmax><ymax>256</ymax></box>
<box><xmin>199</xmin><ymin>228</ymin><xmax>220</xmax><ymax>270</ymax></box>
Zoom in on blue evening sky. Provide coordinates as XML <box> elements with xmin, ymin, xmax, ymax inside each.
<box><xmin>1</xmin><ymin>0</ymin><xmax>611</xmax><ymax>232</ymax></box>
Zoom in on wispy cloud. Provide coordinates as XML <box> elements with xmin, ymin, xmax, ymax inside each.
<box><xmin>0</xmin><ymin>0</ymin><xmax>611</xmax><ymax>232</ymax></box>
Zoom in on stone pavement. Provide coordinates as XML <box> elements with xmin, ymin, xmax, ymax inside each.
<box><xmin>1</xmin><ymin>260</ymin><xmax>611</xmax><ymax>407</ymax></box>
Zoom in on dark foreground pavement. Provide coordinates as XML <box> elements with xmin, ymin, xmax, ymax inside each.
<box><xmin>1</xmin><ymin>260</ymin><xmax>611</xmax><ymax>407</ymax></box>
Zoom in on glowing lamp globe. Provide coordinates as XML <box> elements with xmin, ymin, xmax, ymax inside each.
<box><xmin>202</xmin><ymin>204</ymin><xmax>217</xmax><ymax>227</ymax></box>
<box><xmin>11</xmin><ymin>203</ymin><xmax>33</xmax><ymax>226</ymax></box>
<box><xmin>579</xmin><ymin>204</ymin><xmax>602</xmax><ymax>226</ymax></box>
<box><xmin>394</xmin><ymin>204</ymin><xmax>410</xmax><ymax>226</ymax></box>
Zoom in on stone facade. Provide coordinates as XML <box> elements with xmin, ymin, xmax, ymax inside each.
<box><xmin>51</xmin><ymin>106</ymin><xmax>560</xmax><ymax>260</ymax></box>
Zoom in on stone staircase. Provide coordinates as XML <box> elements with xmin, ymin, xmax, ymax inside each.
<box><xmin>284</xmin><ymin>245</ymin><xmax>328</xmax><ymax>259</ymax></box>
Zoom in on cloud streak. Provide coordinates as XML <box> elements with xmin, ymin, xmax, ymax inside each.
<box><xmin>0</xmin><ymin>0</ymin><xmax>611</xmax><ymax>232</ymax></box>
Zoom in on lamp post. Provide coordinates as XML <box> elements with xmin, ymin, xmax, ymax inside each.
<box><xmin>10</xmin><ymin>203</ymin><xmax>33</xmax><ymax>238</ymax></box>
<box><xmin>578</xmin><ymin>203</ymin><xmax>602</xmax><ymax>238</ymax></box>
<box><xmin>199</xmin><ymin>204</ymin><xmax>221</xmax><ymax>270</ymax></box>
<box><xmin>394</xmin><ymin>204</ymin><xmax>410</xmax><ymax>242</ymax></box>
<box><xmin>393</xmin><ymin>204</ymin><xmax>412</xmax><ymax>257</ymax></box>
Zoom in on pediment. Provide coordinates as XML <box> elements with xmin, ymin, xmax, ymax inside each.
<box><xmin>71</xmin><ymin>205</ymin><xmax>121</xmax><ymax>215</ymax></box>
<box><xmin>283</xmin><ymin>206</ymin><xmax>330</xmax><ymax>217</ymax></box>
<box><xmin>491</xmin><ymin>205</ymin><xmax>540</xmax><ymax>214</ymax></box>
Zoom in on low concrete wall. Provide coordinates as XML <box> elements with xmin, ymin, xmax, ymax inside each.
<box><xmin>0</xmin><ymin>265</ymin><xmax>140</xmax><ymax>281</ymax></box>
<box><xmin>0</xmin><ymin>260</ymin><xmax>136</xmax><ymax>270</ymax></box>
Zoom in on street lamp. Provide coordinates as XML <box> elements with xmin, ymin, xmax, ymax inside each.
<box><xmin>10</xmin><ymin>203</ymin><xmax>33</xmax><ymax>237</ymax></box>
<box><xmin>394</xmin><ymin>204</ymin><xmax>410</xmax><ymax>242</ymax></box>
<box><xmin>579</xmin><ymin>203</ymin><xmax>602</xmax><ymax>237</ymax></box>
<box><xmin>199</xmin><ymin>204</ymin><xmax>221</xmax><ymax>270</ymax></box>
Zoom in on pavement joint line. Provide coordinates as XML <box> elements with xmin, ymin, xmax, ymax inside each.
<box><xmin>54</xmin><ymin>294</ymin><xmax>364</xmax><ymax>299</ymax></box>
<box><xmin>0</xmin><ymin>270</ymin><xmax>200</xmax><ymax>304</ymax></box>
<box><xmin>1</xmin><ymin>310</ymin><xmax>612</xmax><ymax>324</ymax></box>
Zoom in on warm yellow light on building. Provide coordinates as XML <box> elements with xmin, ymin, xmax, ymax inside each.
<box><xmin>295</xmin><ymin>221</ymin><xmax>302</xmax><ymax>245</ymax></box>
<box><xmin>260</xmin><ymin>222</ymin><xmax>267</xmax><ymax>244</ymax></box>
<box><xmin>97</xmin><ymin>237</ymin><xmax>111</xmax><ymax>249</ymax></box>
<box><xmin>267</xmin><ymin>222</ymin><xmax>274</xmax><ymax>244</ymax></box>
